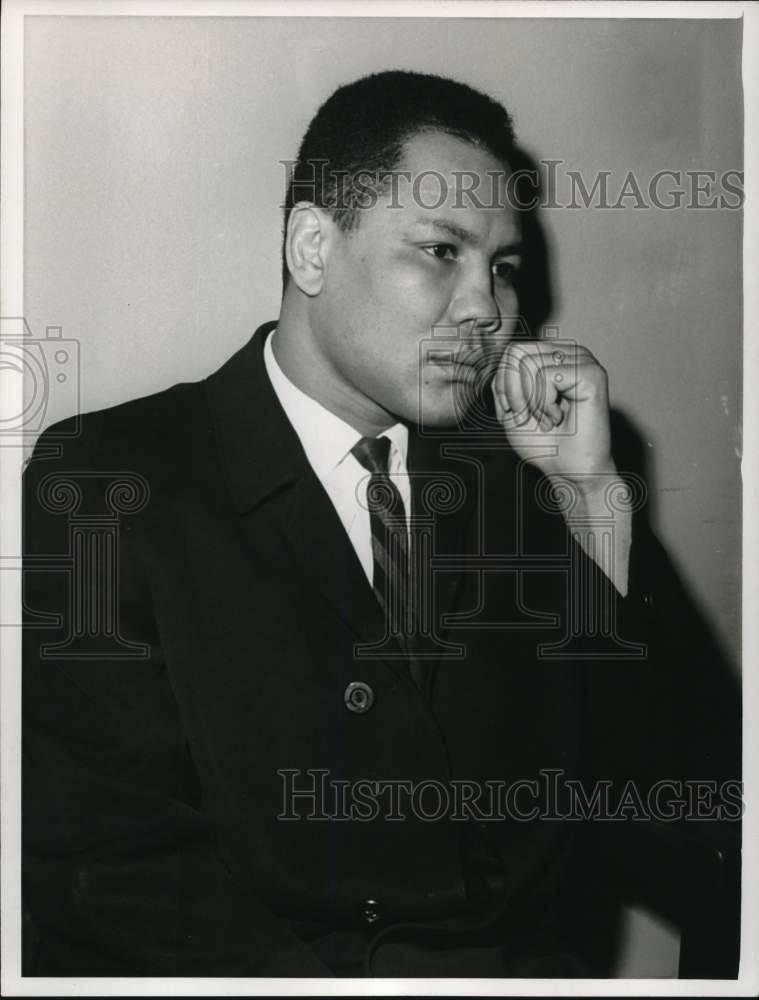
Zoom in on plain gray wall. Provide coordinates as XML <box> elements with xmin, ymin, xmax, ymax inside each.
<box><xmin>24</xmin><ymin>16</ymin><xmax>741</xmax><ymax>657</ymax></box>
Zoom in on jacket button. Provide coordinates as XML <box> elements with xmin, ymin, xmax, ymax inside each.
<box><xmin>360</xmin><ymin>898</ymin><xmax>384</xmax><ymax>925</ymax></box>
<box><xmin>642</xmin><ymin>592</ymin><xmax>655</xmax><ymax>608</ymax></box>
<box><xmin>344</xmin><ymin>681</ymin><xmax>374</xmax><ymax>714</ymax></box>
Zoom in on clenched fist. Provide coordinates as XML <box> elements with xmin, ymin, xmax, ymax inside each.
<box><xmin>492</xmin><ymin>339</ymin><xmax>617</xmax><ymax>491</ymax></box>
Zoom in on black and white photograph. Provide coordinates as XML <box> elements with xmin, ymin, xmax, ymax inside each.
<box><xmin>1</xmin><ymin>1</ymin><xmax>756</xmax><ymax>994</ymax></box>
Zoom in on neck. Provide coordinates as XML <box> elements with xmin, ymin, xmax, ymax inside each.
<box><xmin>273</xmin><ymin>296</ymin><xmax>399</xmax><ymax>438</ymax></box>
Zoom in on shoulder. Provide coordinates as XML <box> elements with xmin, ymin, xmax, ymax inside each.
<box><xmin>25</xmin><ymin>379</ymin><xmax>213</xmax><ymax>501</ymax></box>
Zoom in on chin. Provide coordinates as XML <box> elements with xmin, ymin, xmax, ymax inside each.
<box><xmin>410</xmin><ymin>405</ymin><xmax>463</xmax><ymax>432</ymax></box>
<box><xmin>409</xmin><ymin>384</ymin><xmax>472</xmax><ymax>431</ymax></box>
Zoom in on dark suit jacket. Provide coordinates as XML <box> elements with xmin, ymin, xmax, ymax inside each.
<box><xmin>22</xmin><ymin>323</ymin><xmax>740</xmax><ymax>976</ymax></box>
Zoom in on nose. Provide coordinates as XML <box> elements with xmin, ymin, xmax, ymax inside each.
<box><xmin>447</xmin><ymin>265</ymin><xmax>503</xmax><ymax>336</ymax></box>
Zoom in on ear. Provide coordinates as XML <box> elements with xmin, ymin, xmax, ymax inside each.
<box><xmin>284</xmin><ymin>203</ymin><xmax>335</xmax><ymax>296</ymax></box>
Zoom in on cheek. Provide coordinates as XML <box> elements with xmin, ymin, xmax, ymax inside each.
<box><xmin>364</xmin><ymin>261</ymin><xmax>451</xmax><ymax>332</ymax></box>
<box><xmin>494</xmin><ymin>284</ymin><xmax>519</xmax><ymax>320</ymax></box>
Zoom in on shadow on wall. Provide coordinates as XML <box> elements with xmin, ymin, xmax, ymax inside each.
<box><xmin>508</xmin><ymin>145</ymin><xmax>741</xmax><ymax>977</ymax></box>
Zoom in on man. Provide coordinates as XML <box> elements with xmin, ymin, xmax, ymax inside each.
<box><xmin>22</xmin><ymin>71</ymin><xmax>739</xmax><ymax>977</ymax></box>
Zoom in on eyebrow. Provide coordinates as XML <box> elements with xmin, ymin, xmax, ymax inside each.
<box><xmin>413</xmin><ymin>216</ymin><xmax>522</xmax><ymax>257</ymax></box>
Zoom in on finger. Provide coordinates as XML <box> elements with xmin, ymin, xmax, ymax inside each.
<box><xmin>512</xmin><ymin>345</ymin><xmax>570</xmax><ymax>429</ymax></box>
<box><xmin>503</xmin><ymin>339</ymin><xmax>592</xmax><ymax>360</ymax></box>
<box><xmin>545</xmin><ymin>359</ymin><xmax>608</xmax><ymax>405</ymax></box>
<box><xmin>534</xmin><ymin>366</ymin><xmax>566</xmax><ymax>426</ymax></box>
<box><xmin>518</xmin><ymin>353</ymin><xmax>555</xmax><ymax>431</ymax></box>
<box><xmin>511</xmin><ymin>340</ymin><xmax>597</xmax><ymax>384</ymax></box>
<box><xmin>543</xmin><ymin>343</ymin><xmax>595</xmax><ymax>365</ymax></box>
<box><xmin>517</xmin><ymin>349</ymin><xmax>572</xmax><ymax>428</ymax></box>
<box><xmin>494</xmin><ymin>343</ymin><xmax>532</xmax><ymax>425</ymax></box>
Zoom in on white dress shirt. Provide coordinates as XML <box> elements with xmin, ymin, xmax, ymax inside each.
<box><xmin>263</xmin><ymin>331</ymin><xmax>411</xmax><ymax>586</ymax></box>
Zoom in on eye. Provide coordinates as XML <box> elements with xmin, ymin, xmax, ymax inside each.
<box><xmin>492</xmin><ymin>259</ymin><xmax>519</xmax><ymax>282</ymax></box>
<box><xmin>423</xmin><ymin>243</ymin><xmax>458</xmax><ymax>261</ymax></box>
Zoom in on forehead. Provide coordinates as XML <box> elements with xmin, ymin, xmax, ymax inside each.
<box><xmin>367</xmin><ymin>129</ymin><xmax>519</xmax><ymax>242</ymax></box>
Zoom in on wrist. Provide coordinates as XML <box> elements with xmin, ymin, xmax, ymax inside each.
<box><xmin>547</xmin><ymin>467</ymin><xmax>629</xmax><ymax>520</ymax></box>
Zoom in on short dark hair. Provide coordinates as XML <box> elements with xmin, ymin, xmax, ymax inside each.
<box><xmin>281</xmin><ymin>70</ymin><xmax>517</xmax><ymax>290</ymax></box>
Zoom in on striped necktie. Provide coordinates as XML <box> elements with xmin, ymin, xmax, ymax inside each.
<box><xmin>352</xmin><ymin>436</ymin><xmax>424</xmax><ymax>690</ymax></box>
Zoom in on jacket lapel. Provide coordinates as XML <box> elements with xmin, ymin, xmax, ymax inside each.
<box><xmin>204</xmin><ymin>324</ymin><xmax>407</xmax><ymax>677</ymax></box>
<box><xmin>282</xmin><ymin>469</ymin><xmax>393</xmax><ymax>652</ymax></box>
<box><xmin>407</xmin><ymin>426</ymin><xmax>482</xmax><ymax>643</ymax></box>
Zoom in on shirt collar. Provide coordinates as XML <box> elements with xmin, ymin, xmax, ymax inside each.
<box><xmin>263</xmin><ymin>330</ymin><xmax>408</xmax><ymax>478</ymax></box>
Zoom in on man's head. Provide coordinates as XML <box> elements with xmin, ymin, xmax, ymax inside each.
<box><xmin>282</xmin><ymin>70</ymin><xmax>517</xmax><ymax>287</ymax></box>
<box><xmin>276</xmin><ymin>70</ymin><xmax>523</xmax><ymax>434</ymax></box>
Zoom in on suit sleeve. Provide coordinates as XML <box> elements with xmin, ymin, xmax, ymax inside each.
<box><xmin>581</xmin><ymin>508</ymin><xmax>741</xmax><ymax>796</ymax></box>
<box><xmin>22</xmin><ymin>420</ymin><xmax>331</xmax><ymax>977</ymax></box>
<box><xmin>624</xmin><ymin>512</ymin><xmax>741</xmax><ymax>786</ymax></box>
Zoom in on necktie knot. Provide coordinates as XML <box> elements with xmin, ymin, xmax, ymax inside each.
<box><xmin>351</xmin><ymin>435</ymin><xmax>392</xmax><ymax>476</ymax></box>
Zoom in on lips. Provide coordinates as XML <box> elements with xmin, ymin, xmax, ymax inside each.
<box><xmin>427</xmin><ymin>351</ymin><xmax>483</xmax><ymax>369</ymax></box>
<box><xmin>426</xmin><ymin>351</ymin><xmax>498</xmax><ymax>385</ymax></box>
